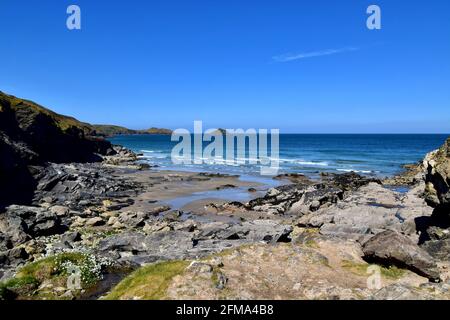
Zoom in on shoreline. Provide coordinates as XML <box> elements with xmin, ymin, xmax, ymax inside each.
<box><xmin>1</xmin><ymin>142</ymin><xmax>449</xmax><ymax>300</ymax></box>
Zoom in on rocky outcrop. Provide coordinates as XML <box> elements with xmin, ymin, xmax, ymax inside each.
<box><xmin>32</xmin><ymin>162</ymin><xmax>142</xmax><ymax>211</ymax></box>
<box><xmin>297</xmin><ymin>182</ymin><xmax>433</xmax><ymax>242</ymax></box>
<box><xmin>412</xmin><ymin>138</ymin><xmax>450</xmax><ymax>261</ymax></box>
<box><xmin>422</xmin><ymin>138</ymin><xmax>450</xmax><ymax>211</ymax></box>
<box><xmin>245</xmin><ymin>173</ymin><xmax>378</xmax><ymax>216</ymax></box>
<box><xmin>0</xmin><ymin>91</ymin><xmax>115</xmax><ymax>208</ymax></box>
<box><xmin>96</xmin><ymin>220</ymin><xmax>293</xmax><ymax>266</ymax></box>
<box><xmin>362</xmin><ymin>230</ymin><xmax>441</xmax><ymax>281</ymax></box>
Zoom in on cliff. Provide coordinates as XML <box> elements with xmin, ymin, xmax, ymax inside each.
<box><xmin>0</xmin><ymin>91</ymin><xmax>115</xmax><ymax>207</ymax></box>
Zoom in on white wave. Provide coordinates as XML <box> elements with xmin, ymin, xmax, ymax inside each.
<box><xmin>274</xmin><ymin>158</ymin><xmax>328</xmax><ymax>166</ymax></box>
<box><xmin>295</xmin><ymin>160</ymin><xmax>328</xmax><ymax>166</ymax></box>
<box><xmin>337</xmin><ymin>169</ymin><xmax>373</xmax><ymax>174</ymax></box>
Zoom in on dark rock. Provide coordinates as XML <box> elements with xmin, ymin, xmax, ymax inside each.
<box><xmin>215</xmin><ymin>184</ymin><xmax>236</xmax><ymax>190</ymax></box>
<box><xmin>0</xmin><ymin>234</ymin><xmax>13</xmax><ymax>251</ymax></box>
<box><xmin>118</xmin><ymin>212</ymin><xmax>146</xmax><ymax>228</ymax></box>
<box><xmin>0</xmin><ymin>91</ymin><xmax>115</xmax><ymax>208</ymax></box>
<box><xmin>7</xmin><ymin>247</ymin><xmax>29</xmax><ymax>264</ymax></box>
<box><xmin>148</xmin><ymin>206</ymin><xmax>171</xmax><ymax>216</ymax></box>
<box><xmin>362</xmin><ymin>230</ymin><xmax>441</xmax><ymax>281</ymax></box>
<box><xmin>421</xmin><ymin>239</ymin><xmax>450</xmax><ymax>261</ymax></box>
<box><xmin>61</xmin><ymin>231</ymin><xmax>82</xmax><ymax>243</ymax></box>
<box><xmin>320</xmin><ymin>172</ymin><xmax>381</xmax><ymax>191</ymax></box>
<box><xmin>31</xmin><ymin>211</ymin><xmax>63</xmax><ymax>237</ymax></box>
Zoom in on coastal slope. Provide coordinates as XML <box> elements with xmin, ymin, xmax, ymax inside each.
<box><xmin>0</xmin><ymin>91</ymin><xmax>114</xmax><ymax>207</ymax></box>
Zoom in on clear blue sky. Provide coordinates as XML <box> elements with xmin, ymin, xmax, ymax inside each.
<box><xmin>1</xmin><ymin>0</ymin><xmax>449</xmax><ymax>133</ymax></box>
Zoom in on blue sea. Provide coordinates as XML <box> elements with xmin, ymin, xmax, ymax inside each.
<box><xmin>109</xmin><ymin>134</ymin><xmax>448</xmax><ymax>178</ymax></box>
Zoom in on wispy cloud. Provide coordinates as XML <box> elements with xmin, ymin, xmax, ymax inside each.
<box><xmin>273</xmin><ymin>46</ymin><xmax>359</xmax><ymax>62</ymax></box>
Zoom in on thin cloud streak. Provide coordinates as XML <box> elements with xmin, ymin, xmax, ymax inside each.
<box><xmin>273</xmin><ymin>46</ymin><xmax>359</xmax><ymax>62</ymax></box>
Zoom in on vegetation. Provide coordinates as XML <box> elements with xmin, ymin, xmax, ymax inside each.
<box><xmin>1</xmin><ymin>91</ymin><xmax>94</xmax><ymax>135</ymax></box>
<box><xmin>1</xmin><ymin>91</ymin><xmax>171</xmax><ymax>138</ymax></box>
<box><xmin>341</xmin><ymin>260</ymin><xmax>406</xmax><ymax>279</ymax></box>
<box><xmin>91</xmin><ymin>125</ymin><xmax>136</xmax><ymax>136</ymax></box>
<box><xmin>0</xmin><ymin>252</ymin><xmax>104</xmax><ymax>300</ymax></box>
<box><xmin>93</xmin><ymin>125</ymin><xmax>172</xmax><ymax>137</ymax></box>
<box><xmin>104</xmin><ymin>260</ymin><xmax>189</xmax><ymax>300</ymax></box>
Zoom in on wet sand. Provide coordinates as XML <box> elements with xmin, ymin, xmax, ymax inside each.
<box><xmin>118</xmin><ymin>169</ymin><xmax>284</xmax><ymax>215</ymax></box>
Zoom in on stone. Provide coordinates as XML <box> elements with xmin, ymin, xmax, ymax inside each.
<box><xmin>32</xmin><ymin>211</ymin><xmax>63</xmax><ymax>236</ymax></box>
<box><xmin>7</xmin><ymin>247</ymin><xmax>29</xmax><ymax>264</ymax></box>
<box><xmin>421</xmin><ymin>239</ymin><xmax>450</xmax><ymax>261</ymax></box>
<box><xmin>86</xmin><ymin>217</ymin><xmax>105</xmax><ymax>227</ymax></box>
<box><xmin>362</xmin><ymin>230</ymin><xmax>441</xmax><ymax>281</ymax></box>
<box><xmin>61</xmin><ymin>231</ymin><xmax>82</xmax><ymax>243</ymax></box>
<box><xmin>118</xmin><ymin>211</ymin><xmax>146</xmax><ymax>228</ymax></box>
<box><xmin>49</xmin><ymin>205</ymin><xmax>70</xmax><ymax>217</ymax></box>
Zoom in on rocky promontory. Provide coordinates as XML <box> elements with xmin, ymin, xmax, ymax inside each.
<box><xmin>0</xmin><ymin>91</ymin><xmax>116</xmax><ymax>208</ymax></box>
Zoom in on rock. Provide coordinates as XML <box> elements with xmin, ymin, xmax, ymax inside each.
<box><xmin>61</xmin><ymin>231</ymin><xmax>82</xmax><ymax>243</ymax></box>
<box><xmin>49</xmin><ymin>205</ymin><xmax>70</xmax><ymax>217</ymax></box>
<box><xmin>297</xmin><ymin>183</ymin><xmax>433</xmax><ymax>241</ymax></box>
<box><xmin>32</xmin><ymin>211</ymin><xmax>63</xmax><ymax>236</ymax></box>
<box><xmin>0</xmin><ymin>205</ymin><xmax>65</xmax><ymax>241</ymax></box>
<box><xmin>421</xmin><ymin>239</ymin><xmax>450</xmax><ymax>261</ymax></box>
<box><xmin>320</xmin><ymin>172</ymin><xmax>381</xmax><ymax>192</ymax></box>
<box><xmin>370</xmin><ymin>283</ymin><xmax>431</xmax><ymax>300</ymax></box>
<box><xmin>215</xmin><ymin>184</ymin><xmax>236</xmax><ymax>190</ymax></box>
<box><xmin>148</xmin><ymin>206</ymin><xmax>171</xmax><ymax>216</ymax></box>
<box><xmin>215</xmin><ymin>272</ymin><xmax>228</xmax><ymax>290</ymax></box>
<box><xmin>362</xmin><ymin>230</ymin><xmax>441</xmax><ymax>281</ymax></box>
<box><xmin>7</xmin><ymin>247</ymin><xmax>29</xmax><ymax>264</ymax></box>
<box><xmin>143</xmin><ymin>221</ymin><xmax>172</xmax><ymax>234</ymax></box>
<box><xmin>273</xmin><ymin>173</ymin><xmax>313</xmax><ymax>185</ymax></box>
<box><xmin>196</xmin><ymin>220</ymin><xmax>293</xmax><ymax>244</ymax></box>
<box><xmin>187</xmin><ymin>261</ymin><xmax>213</xmax><ymax>273</ymax></box>
<box><xmin>71</xmin><ymin>217</ymin><xmax>86</xmax><ymax>228</ymax></box>
<box><xmin>97</xmin><ymin>220</ymin><xmax>293</xmax><ymax>265</ymax></box>
<box><xmin>32</xmin><ymin>162</ymin><xmax>142</xmax><ymax>212</ymax></box>
<box><xmin>163</xmin><ymin>210</ymin><xmax>183</xmax><ymax>221</ymax></box>
<box><xmin>107</xmin><ymin>216</ymin><xmax>119</xmax><ymax>226</ymax></box>
<box><xmin>246</xmin><ymin>174</ymin><xmax>361</xmax><ymax>216</ymax></box>
<box><xmin>173</xmin><ymin>220</ymin><xmax>197</xmax><ymax>232</ymax></box>
<box><xmin>422</xmin><ymin>138</ymin><xmax>450</xmax><ymax>210</ymax></box>
<box><xmin>0</xmin><ymin>91</ymin><xmax>115</xmax><ymax>208</ymax></box>
<box><xmin>118</xmin><ymin>211</ymin><xmax>146</xmax><ymax>228</ymax></box>
<box><xmin>0</xmin><ymin>234</ymin><xmax>13</xmax><ymax>251</ymax></box>
<box><xmin>86</xmin><ymin>217</ymin><xmax>105</xmax><ymax>227</ymax></box>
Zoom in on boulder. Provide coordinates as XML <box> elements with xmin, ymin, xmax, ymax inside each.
<box><xmin>362</xmin><ymin>230</ymin><xmax>441</xmax><ymax>281</ymax></box>
<box><xmin>85</xmin><ymin>217</ymin><xmax>105</xmax><ymax>227</ymax></box>
<box><xmin>0</xmin><ymin>205</ymin><xmax>65</xmax><ymax>242</ymax></box>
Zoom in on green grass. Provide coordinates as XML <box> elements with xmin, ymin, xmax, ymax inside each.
<box><xmin>0</xmin><ymin>276</ymin><xmax>40</xmax><ymax>300</ymax></box>
<box><xmin>104</xmin><ymin>260</ymin><xmax>189</xmax><ymax>300</ymax></box>
<box><xmin>0</xmin><ymin>252</ymin><xmax>103</xmax><ymax>300</ymax></box>
<box><xmin>341</xmin><ymin>260</ymin><xmax>406</xmax><ymax>279</ymax></box>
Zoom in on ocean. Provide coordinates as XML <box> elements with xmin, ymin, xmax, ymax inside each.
<box><xmin>109</xmin><ymin>134</ymin><xmax>448</xmax><ymax>178</ymax></box>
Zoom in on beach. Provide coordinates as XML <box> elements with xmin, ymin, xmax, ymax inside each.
<box><xmin>1</xmin><ymin>140</ymin><xmax>449</xmax><ymax>300</ymax></box>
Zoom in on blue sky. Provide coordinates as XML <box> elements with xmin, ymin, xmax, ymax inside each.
<box><xmin>1</xmin><ymin>0</ymin><xmax>449</xmax><ymax>133</ymax></box>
